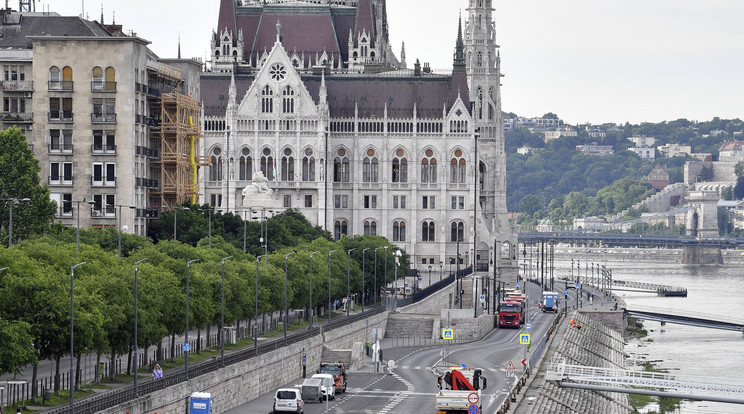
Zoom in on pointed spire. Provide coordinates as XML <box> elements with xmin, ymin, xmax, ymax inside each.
<box><xmin>276</xmin><ymin>19</ymin><xmax>282</xmax><ymax>43</ymax></box>
<box><xmin>100</xmin><ymin>4</ymin><xmax>103</xmax><ymax>24</ymax></box>
<box><xmin>400</xmin><ymin>41</ymin><xmax>407</xmax><ymax>69</ymax></box>
<box><xmin>178</xmin><ymin>33</ymin><xmax>182</xmax><ymax>59</ymax></box>
<box><xmin>229</xmin><ymin>72</ymin><xmax>236</xmax><ymax>101</ymax></box>
<box><xmin>454</xmin><ymin>11</ymin><xmax>465</xmax><ymax>66</ymax></box>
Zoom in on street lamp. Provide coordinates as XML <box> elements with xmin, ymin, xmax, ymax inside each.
<box><xmin>199</xmin><ymin>208</ymin><xmax>213</xmax><ymax>248</ymax></box>
<box><xmin>439</xmin><ymin>261</ymin><xmax>443</xmax><ymax>282</ymax></box>
<box><xmin>327</xmin><ymin>250</ymin><xmax>337</xmax><ymax>325</ymax></box>
<box><xmin>108</xmin><ymin>203</ymin><xmax>135</xmax><ymax>257</ymax></box>
<box><xmin>284</xmin><ymin>251</ymin><xmax>296</xmax><ymax>344</ymax></box>
<box><xmin>255</xmin><ymin>254</ymin><xmax>266</xmax><ymax>357</ymax></box>
<box><xmin>346</xmin><ymin>248</ymin><xmax>355</xmax><ymax>319</ymax></box>
<box><xmin>374</xmin><ymin>247</ymin><xmax>382</xmax><ymax>310</ymax></box>
<box><xmin>361</xmin><ymin>248</ymin><xmax>370</xmax><ymax>314</ymax></box>
<box><xmin>393</xmin><ymin>249</ymin><xmax>402</xmax><ymax>311</ymax></box>
<box><xmin>221</xmin><ymin>256</ymin><xmax>233</xmax><ymax>366</ymax></box>
<box><xmin>253</xmin><ymin>208</ymin><xmax>271</xmax><ymax>270</ymax></box>
<box><xmin>383</xmin><ymin>246</ymin><xmax>388</xmax><ymax>309</ymax></box>
<box><xmin>185</xmin><ymin>259</ymin><xmax>200</xmax><ymax>379</ymax></box>
<box><xmin>309</xmin><ymin>251</ymin><xmax>320</xmax><ymax>329</ymax></box>
<box><xmin>173</xmin><ymin>206</ymin><xmax>189</xmax><ymax>242</ymax></box>
<box><xmin>71</xmin><ymin>199</ymin><xmax>95</xmax><ymax>252</ymax></box>
<box><xmin>428</xmin><ymin>265</ymin><xmax>432</xmax><ymax>289</ymax></box>
<box><xmin>2</xmin><ymin>197</ymin><xmax>30</xmax><ymax>247</ymax></box>
<box><xmin>133</xmin><ymin>258</ymin><xmax>148</xmax><ymax>396</ymax></box>
<box><xmin>70</xmin><ymin>261</ymin><xmax>86</xmax><ymax>413</ymax></box>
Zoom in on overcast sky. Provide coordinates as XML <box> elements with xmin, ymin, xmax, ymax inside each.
<box><xmin>46</xmin><ymin>0</ymin><xmax>743</xmax><ymax>125</ymax></box>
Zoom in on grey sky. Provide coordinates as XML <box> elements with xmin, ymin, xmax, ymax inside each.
<box><xmin>47</xmin><ymin>0</ymin><xmax>743</xmax><ymax>125</ymax></box>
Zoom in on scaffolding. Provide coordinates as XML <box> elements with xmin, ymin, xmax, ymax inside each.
<box><xmin>156</xmin><ymin>92</ymin><xmax>209</xmax><ymax>210</ymax></box>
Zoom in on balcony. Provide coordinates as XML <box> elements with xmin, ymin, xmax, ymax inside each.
<box><xmin>48</xmin><ymin>81</ymin><xmax>73</xmax><ymax>91</ymax></box>
<box><xmin>48</xmin><ymin>111</ymin><xmax>73</xmax><ymax>122</ymax></box>
<box><xmin>2</xmin><ymin>112</ymin><xmax>33</xmax><ymax>123</ymax></box>
<box><xmin>91</xmin><ymin>144</ymin><xmax>116</xmax><ymax>155</ymax></box>
<box><xmin>135</xmin><ymin>177</ymin><xmax>159</xmax><ymax>188</ymax></box>
<box><xmin>1</xmin><ymin>80</ymin><xmax>33</xmax><ymax>91</ymax></box>
<box><xmin>91</xmin><ymin>176</ymin><xmax>117</xmax><ymax>187</ymax></box>
<box><xmin>147</xmin><ymin>117</ymin><xmax>161</xmax><ymax>128</ymax></box>
<box><xmin>48</xmin><ymin>175</ymin><xmax>73</xmax><ymax>186</ymax></box>
<box><xmin>48</xmin><ymin>143</ymin><xmax>74</xmax><ymax>154</ymax></box>
<box><xmin>90</xmin><ymin>81</ymin><xmax>116</xmax><ymax>92</ymax></box>
<box><xmin>91</xmin><ymin>113</ymin><xmax>117</xmax><ymax>123</ymax></box>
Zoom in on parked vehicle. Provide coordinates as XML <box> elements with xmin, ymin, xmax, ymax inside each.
<box><xmin>435</xmin><ymin>366</ymin><xmax>487</xmax><ymax>413</ymax></box>
<box><xmin>311</xmin><ymin>373</ymin><xmax>336</xmax><ymax>400</ymax></box>
<box><xmin>498</xmin><ymin>301</ymin><xmax>523</xmax><ymax>328</ymax></box>
<box><xmin>273</xmin><ymin>388</ymin><xmax>304</xmax><ymax>413</ymax></box>
<box><xmin>541</xmin><ymin>291</ymin><xmax>560</xmax><ymax>313</ymax></box>
<box><xmin>505</xmin><ymin>295</ymin><xmax>526</xmax><ymax>322</ymax></box>
<box><xmin>300</xmin><ymin>378</ymin><xmax>323</xmax><ymax>402</ymax></box>
<box><xmin>318</xmin><ymin>361</ymin><xmax>347</xmax><ymax>393</ymax></box>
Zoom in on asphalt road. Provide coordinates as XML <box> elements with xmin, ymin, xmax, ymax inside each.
<box><xmin>225</xmin><ymin>289</ymin><xmax>560</xmax><ymax>414</ymax></box>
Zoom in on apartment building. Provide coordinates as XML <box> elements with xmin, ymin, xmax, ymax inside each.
<box><xmin>0</xmin><ymin>9</ymin><xmax>202</xmax><ymax>236</ymax></box>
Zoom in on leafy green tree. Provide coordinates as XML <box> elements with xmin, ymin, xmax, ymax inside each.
<box><xmin>0</xmin><ymin>317</ymin><xmax>36</xmax><ymax>376</ymax></box>
<box><xmin>0</xmin><ymin>127</ymin><xmax>57</xmax><ymax>243</ymax></box>
<box><xmin>734</xmin><ymin>177</ymin><xmax>744</xmax><ymax>199</ymax></box>
<box><xmin>735</xmin><ymin>161</ymin><xmax>744</xmax><ymax>179</ymax></box>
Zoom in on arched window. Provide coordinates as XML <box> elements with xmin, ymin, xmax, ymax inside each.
<box><xmin>261</xmin><ymin>147</ymin><xmax>275</xmax><ymax>180</ymax></box>
<box><xmin>392</xmin><ymin>149</ymin><xmax>407</xmax><ymax>183</ymax></box>
<box><xmin>104</xmin><ymin>66</ymin><xmax>116</xmax><ymax>91</ymax></box>
<box><xmin>421</xmin><ymin>149</ymin><xmax>437</xmax><ymax>183</ymax></box>
<box><xmin>49</xmin><ymin>66</ymin><xmax>61</xmax><ymax>88</ymax></box>
<box><xmin>477</xmin><ymin>87</ymin><xmax>483</xmax><ymax>119</ymax></box>
<box><xmin>362</xmin><ymin>149</ymin><xmax>379</xmax><ymax>182</ymax></box>
<box><xmin>62</xmin><ymin>66</ymin><xmax>73</xmax><ymax>89</ymax></box>
<box><xmin>477</xmin><ymin>51</ymin><xmax>483</xmax><ymax>66</ymax></box>
<box><xmin>450</xmin><ymin>221</ymin><xmax>464</xmax><ymax>242</ymax></box>
<box><xmin>281</xmin><ymin>148</ymin><xmax>295</xmax><ymax>181</ymax></box>
<box><xmin>239</xmin><ymin>147</ymin><xmax>253</xmax><ymax>181</ymax></box>
<box><xmin>210</xmin><ymin>147</ymin><xmax>223</xmax><ymax>181</ymax></box>
<box><xmin>393</xmin><ymin>221</ymin><xmax>406</xmax><ymax>241</ymax></box>
<box><xmin>334</xmin><ymin>220</ymin><xmax>348</xmax><ymax>240</ymax></box>
<box><xmin>422</xmin><ymin>221</ymin><xmax>435</xmax><ymax>242</ymax></box>
<box><xmin>450</xmin><ymin>150</ymin><xmax>466</xmax><ymax>183</ymax></box>
<box><xmin>261</xmin><ymin>85</ymin><xmax>273</xmax><ymax>113</ymax></box>
<box><xmin>479</xmin><ymin>162</ymin><xmax>486</xmax><ymax>190</ymax></box>
<box><xmin>282</xmin><ymin>86</ymin><xmax>295</xmax><ymax>113</ymax></box>
<box><xmin>333</xmin><ymin>148</ymin><xmax>350</xmax><ymax>182</ymax></box>
<box><xmin>302</xmin><ymin>148</ymin><xmax>315</xmax><ymax>181</ymax></box>
<box><xmin>364</xmin><ymin>220</ymin><xmax>377</xmax><ymax>236</ymax></box>
<box><xmin>92</xmin><ymin>66</ymin><xmax>103</xmax><ymax>89</ymax></box>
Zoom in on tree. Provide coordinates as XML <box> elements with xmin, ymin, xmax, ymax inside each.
<box><xmin>734</xmin><ymin>177</ymin><xmax>744</xmax><ymax>199</ymax></box>
<box><xmin>0</xmin><ymin>317</ymin><xmax>36</xmax><ymax>376</ymax></box>
<box><xmin>735</xmin><ymin>161</ymin><xmax>744</xmax><ymax>179</ymax></box>
<box><xmin>0</xmin><ymin>127</ymin><xmax>57</xmax><ymax>243</ymax></box>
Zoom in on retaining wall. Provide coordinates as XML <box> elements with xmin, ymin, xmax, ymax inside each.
<box><xmin>98</xmin><ymin>312</ymin><xmax>388</xmax><ymax>414</ymax></box>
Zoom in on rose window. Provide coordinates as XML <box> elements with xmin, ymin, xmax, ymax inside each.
<box><xmin>270</xmin><ymin>63</ymin><xmax>286</xmax><ymax>81</ymax></box>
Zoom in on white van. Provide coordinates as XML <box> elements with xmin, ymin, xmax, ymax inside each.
<box><xmin>311</xmin><ymin>373</ymin><xmax>336</xmax><ymax>400</ymax></box>
<box><xmin>273</xmin><ymin>388</ymin><xmax>304</xmax><ymax>413</ymax></box>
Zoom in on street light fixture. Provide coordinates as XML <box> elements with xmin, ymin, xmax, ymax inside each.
<box><xmin>185</xmin><ymin>259</ymin><xmax>201</xmax><ymax>379</ymax></box>
<box><xmin>2</xmin><ymin>197</ymin><xmax>30</xmax><ymax>247</ymax></box>
<box><xmin>428</xmin><ymin>265</ymin><xmax>432</xmax><ymax>289</ymax></box>
<box><xmin>309</xmin><ymin>251</ymin><xmax>320</xmax><ymax>329</ymax></box>
<box><xmin>72</xmin><ymin>199</ymin><xmax>95</xmax><ymax>252</ymax></box>
<box><xmin>439</xmin><ymin>261</ymin><xmax>443</xmax><ymax>282</ymax></box>
<box><xmin>70</xmin><ymin>261</ymin><xmax>86</xmax><ymax>413</ymax></box>
<box><xmin>133</xmin><ymin>258</ymin><xmax>148</xmax><ymax>396</ymax></box>
<box><xmin>172</xmin><ymin>206</ymin><xmax>190</xmax><ymax>242</ymax></box>
<box><xmin>383</xmin><ymin>246</ymin><xmax>388</xmax><ymax>309</ymax></box>
<box><xmin>374</xmin><ymin>247</ymin><xmax>382</xmax><ymax>310</ymax></box>
<box><xmin>327</xmin><ymin>250</ymin><xmax>337</xmax><ymax>326</ymax></box>
<box><xmin>199</xmin><ymin>208</ymin><xmax>213</xmax><ymax>248</ymax></box>
<box><xmin>346</xmin><ymin>248</ymin><xmax>355</xmax><ymax>319</ymax></box>
<box><xmin>108</xmin><ymin>203</ymin><xmax>135</xmax><ymax>257</ymax></box>
<box><xmin>361</xmin><ymin>248</ymin><xmax>370</xmax><ymax>314</ymax></box>
<box><xmin>284</xmin><ymin>251</ymin><xmax>296</xmax><ymax>344</ymax></box>
<box><xmin>255</xmin><ymin>254</ymin><xmax>267</xmax><ymax>357</ymax></box>
<box><xmin>393</xmin><ymin>249</ymin><xmax>402</xmax><ymax>311</ymax></box>
<box><xmin>220</xmin><ymin>256</ymin><xmax>233</xmax><ymax>366</ymax></box>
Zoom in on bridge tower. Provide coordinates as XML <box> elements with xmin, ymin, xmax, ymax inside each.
<box><xmin>682</xmin><ymin>190</ymin><xmax>722</xmax><ymax>265</ymax></box>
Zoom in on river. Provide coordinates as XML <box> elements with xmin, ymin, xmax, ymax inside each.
<box><xmin>553</xmin><ymin>248</ymin><xmax>744</xmax><ymax>414</ymax></box>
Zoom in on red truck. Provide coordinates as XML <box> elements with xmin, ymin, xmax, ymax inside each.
<box><xmin>505</xmin><ymin>295</ymin><xmax>526</xmax><ymax>323</ymax></box>
<box><xmin>498</xmin><ymin>301</ymin><xmax>523</xmax><ymax>328</ymax></box>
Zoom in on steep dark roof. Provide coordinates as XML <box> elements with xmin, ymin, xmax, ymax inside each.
<box><xmin>254</xmin><ymin>12</ymin><xmax>341</xmax><ymax>58</ymax></box>
<box><xmin>0</xmin><ymin>14</ymin><xmax>111</xmax><ymax>48</ymax></box>
<box><xmin>201</xmin><ymin>74</ymin><xmax>254</xmax><ymax>117</ymax></box>
<box><xmin>354</xmin><ymin>0</ymin><xmax>374</xmax><ymax>45</ymax></box>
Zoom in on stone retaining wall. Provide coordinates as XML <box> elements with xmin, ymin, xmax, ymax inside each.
<box><xmin>98</xmin><ymin>312</ymin><xmax>388</xmax><ymax>414</ymax></box>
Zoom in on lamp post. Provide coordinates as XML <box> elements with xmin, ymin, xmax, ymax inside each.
<box><xmin>199</xmin><ymin>208</ymin><xmax>213</xmax><ymax>248</ymax></box>
<box><xmin>362</xmin><ymin>248</ymin><xmax>369</xmax><ymax>314</ymax></box>
<box><xmin>109</xmin><ymin>203</ymin><xmax>135</xmax><ymax>257</ymax></box>
<box><xmin>70</xmin><ymin>261</ymin><xmax>86</xmax><ymax>413</ymax></box>
<box><xmin>439</xmin><ymin>261</ymin><xmax>443</xmax><ymax>282</ymax></box>
<box><xmin>185</xmin><ymin>259</ymin><xmax>200</xmax><ymax>379</ymax></box>
<box><xmin>456</xmin><ymin>237</ymin><xmax>461</xmax><ymax>309</ymax></box>
<box><xmin>173</xmin><ymin>206</ymin><xmax>188</xmax><ymax>242</ymax></box>
<box><xmin>428</xmin><ymin>265</ymin><xmax>432</xmax><ymax>289</ymax></box>
<box><xmin>255</xmin><ymin>254</ymin><xmax>266</xmax><ymax>356</ymax></box>
<box><xmin>220</xmin><ymin>256</ymin><xmax>233</xmax><ymax>366</ymax></box>
<box><xmin>284</xmin><ymin>251</ymin><xmax>296</xmax><ymax>344</ymax></box>
<box><xmin>133</xmin><ymin>258</ymin><xmax>148</xmax><ymax>396</ymax></box>
<box><xmin>328</xmin><ymin>250</ymin><xmax>337</xmax><ymax>325</ymax></box>
<box><xmin>374</xmin><ymin>247</ymin><xmax>382</xmax><ymax>310</ymax></box>
<box><xmin>383</xmin><ymin>246</ymin><xmax>388</xmax><ymax>309</ymax></box>
<box><xmin>72</xmin><ymin>199</ymin><xmax>95</xmax><ymax>252</ymax></box>
<box><xmin>309</xmin><ymin>251</ymin><xmax>319</xmax><ymax>329</ymax></box>
<box><xmin>393</xmin><ymin>249</ymin><xmax>402</xmax><ymax>311</ymax></box>
<box><xmin>2</xmin><ymin>197</ymin><xmax>30</xmax><ymax>247</ymax></box>
<box><xmin>253</xmin><ymin>208</ymin><xmax>271</xmax><ymax>270</ymax></box>
<box><xmin>346</xmin><ymin>248</ymin><xmax>355</xmax><ymax>319</ymax></box>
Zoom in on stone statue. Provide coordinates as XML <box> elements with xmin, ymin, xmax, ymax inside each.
<box><xmin>242</xmin><ymin>170</ymin><xmax>274</xmax><ymax>200</ymax></box>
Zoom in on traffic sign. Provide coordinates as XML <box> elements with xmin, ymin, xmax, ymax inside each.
<box><xmin>468</xmin><ymin>404</ymin><xmax>479</xmax><ymax>414</ymax></box>
<box><xmin>515</xmin><ymin>282</ymin><xmax>520</xmax><ymax>287</ymax></box>
<box><xmin>442</xmin><ymin>328</ymin><xmax>454</xmax><ymax>340</ymax></box>
<box><xmin>479</xmin><ymin>295</ymin><xmax>486</xmax><ymax>301</ymax></box>
<box><xmin>467</xmin><ymin>392</ymin><xmax>480</xmax><ymax>405</ymax></box>
<box><xmin>525</xmin><ymin>323</ymin><xmax>532</xmax><ymax>330</ymax></box>
<box><xmin>564</xmin><ymin>290</ymin><xmax>568</xmax><ymax>295</ymax></box>
<box><xmin>505</xmin><ymin>360</ymin><xmax>516</xmax><ymax>371</ymax></box>
<box><xmin>404</xmin><ymin>283</ymin><xmax>408</xmax><ymax>287</ymax></box>
<box><xmin>182</xmin><ymin>343</ymin><xmax>191</xmax><ymax>352</ymax></box>
<box><xmin>521</xmin><ymin>359</ymin><xmax>527</xmax><ymax>366</ymax></box>
<box><xmin>519</xmin><ymin>334</ymin><xmax>531</xmax><ymax>345</ymax></box>
<box><xmin>418</xmin><ymin>277</ymin><xmax>423</xmax><ymax>281</ymax></box>
<box><xmin>575</xmin><ymin>284</ymin><xmax>581</xmax><ymax>289</ymax></box>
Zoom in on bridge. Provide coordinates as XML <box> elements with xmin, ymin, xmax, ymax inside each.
<box><xmin>519</xmin><ymin>232</ymin><xmax>744</xmax><ymax>249</ymax></box>
<box><xmin>545</xmin><ymin>357</ymin><xmax>744</xmax><ymax>404</ymax></box>
<box><xmin>625</xmin><ymin>307</ymin><xmax>744</xmax><ymax>332</ymax></box>
<box><xmin>578</xmin><ymin>276</ymin><xmax>688</xmax><ymax>296</ymax></box>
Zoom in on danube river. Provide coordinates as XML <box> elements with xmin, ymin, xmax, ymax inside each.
<box><xmin>554</xmin><ymin>248</ymin><xmax>744</xmax><ymax>414</ymax></box>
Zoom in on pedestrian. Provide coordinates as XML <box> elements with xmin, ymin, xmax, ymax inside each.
<box><xmin>16</xmin><ymin>407</ymin><xmax>21</xmax><ymax>414</ymax></box>
<box><xmin>576</xmin><ymin>322</ymin><xmax>582</xmax><ymax>330</ymax></box>
<box><xmin>153</xmin><ymin>363</ymin><xmax>163</xmax><ymax>379</ymax></box>
<box><xmin>569</xmin><ymin>318</ymin><xmax>575</xmax><ymax>328</ymax></box>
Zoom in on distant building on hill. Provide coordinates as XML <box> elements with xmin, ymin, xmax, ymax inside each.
<box><xmin>574</xmin><ymin>216</ymin><xmax>606</xmax><ymax>231</ymax></box>
<box><xmin>543</xmin><ymin>126</ymin><xmax>577</xmax><ymax>141</ymax></box>
<box><xmin>586</xmin><ymin>126</ymin><xmax>605</xmax><ymax>139</ymax></box>
<box><xmin>657</xmin><ymin>143</ymin><xmax>691</xmax><ymax>158</ymax></box>
<box><xmin>629</xmin><ymin>147</ymin><xmax>655</xmax><ymax>160</ymax></box>
<box><xmin>576</xmin><ymin>143</ymin><xmax>614</xmax><ymax>156</ymax></box>
<box><xmin>718</xmin><ymin>141</ymin><xmax>744</xmax><ymax>159</ymax></box>
<box><xmin>536</xmin><ymin>218</ymin><xmax>553</xmax><ymax>232</ymax></box>
<box><xmin>628</xmin><ymin>135</ymin><xmax>656</xmax><ymax>147</ymax></box>
<box><xmin>647</xmin><ymin>164</ymin><xmax>669</xmax><ymax>189</ymax></box>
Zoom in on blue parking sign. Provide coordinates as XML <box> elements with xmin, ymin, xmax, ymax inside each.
<box><xmin>469</xmin><ymin>404</ymin><xmax>479</xmax><ymax>414</ymax></box>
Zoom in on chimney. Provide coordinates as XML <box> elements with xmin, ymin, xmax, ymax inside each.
<box><xmin>414</xmin><ymin>59</ymin><xmax>421</xmax><ymax>76</ymax></box>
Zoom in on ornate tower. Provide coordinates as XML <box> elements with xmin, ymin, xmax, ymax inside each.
<box><xmin>464</xmin><ymin>0</ymin><xmax>515</xmax><ymax>258</ymax></box>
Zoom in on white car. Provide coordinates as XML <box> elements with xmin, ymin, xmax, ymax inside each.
<box><xmin>273</xmin><ymin>388</ymin><xmax>304</xmax><ymax>413</ymax></box>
